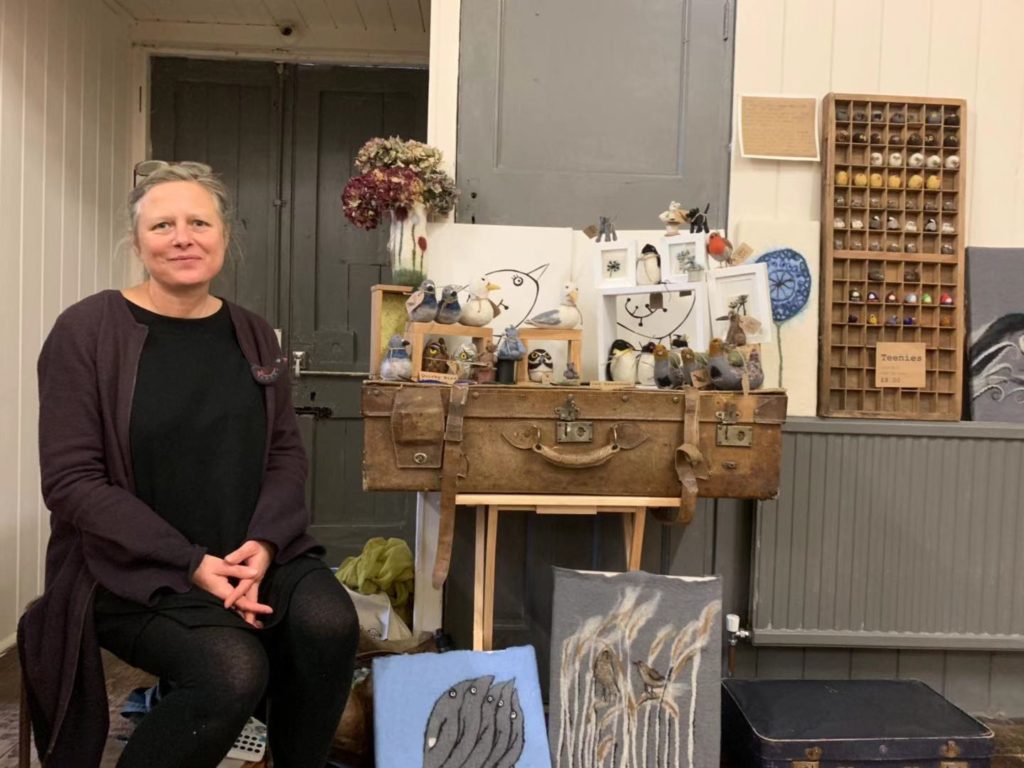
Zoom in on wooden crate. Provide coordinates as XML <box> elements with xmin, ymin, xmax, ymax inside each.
<box><xmin>819</xmin><ymin>93</ymin><xmax>966</xmax><ymax>420</ymax></box>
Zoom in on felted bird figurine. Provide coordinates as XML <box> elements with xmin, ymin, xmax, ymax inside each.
<box><xmin>562</xmin><ymin>361</ymin><xmax>580</xmax><ymax>385</ymax></box>
<box><xmin>435</xmin><ymin>285</ymin><xmax>462</xmax><ymax>324</ymax></box>
<box><xmin>658</xmin><ymin>201</ymin><xmax>687</xmax><ymax>235</ymax></box>
<box><xmin>746</xmin><ymin>348</ymin><xmax>765</xmax><ymax>390</ymax></box>
<box><xmin>636</xmin><ymin>243</ymin><xmax>662</xmax><ymax>285</ymax></box>
<box><xmin>652</xmin><ymin>344</ymin><xmax>683</xmax><ymax>389</ymax></box>
<box><xmin>679</xmin><ymin>346</ymin><xmax>708</xmax><ymax>387</ymax></box>
<box><xmin>448</xmin><ymin>342</ymin><xmax>477</xmax><ymax>380</ymax></box>
<box><xmin>669</xmin><ymin>334</ymin><xmax>689</xmax><ymax>367</ymax></box>
<box><xmin>527</xmin><ymin>348</ymin><xmax>554</xmax><ymax>383</ymax></box>
<box><xmin>525</xmin><ymin>282</ymin><xmax>581</xmax><ymax>330</ymax></box>
<box><xmin>706</xmin><ymin>338</ymin><xmax>745</xmax><ymax>391</ymax></box>
<box><xmin>720</xmin><ymin>311</ymin><xmax>747</xmax><ymax>348</ymax></box>
<box><xmin>608</xmin><ymin>343</ymin><xmax>638</xmax><ymax>383</ymax></box>
<box><xmin>405</xmin><ymin>279</ymin><xmax>438</xmax><ymax>323</ymax></box>
<box><xmin>636</xmin><ymin>341</ymin><xmax>657</xmax><ymax>386</ymax></box>
<box><xmin>421</xmin><ymin>338</ymin><xmax>449</xmax><ymax>374</ymax></box>
<box><xmin>633</xmin><ymin>660</ymin><xmax>668</xmax><ymax>694</ymax></box>
<box><xmin>475</xmin><ymin>341</ymin><xmax>497</xmax><ymax>384</ymax></box>
<box><xmin>380</xmin><ymin>335</ymin><xmax>413</xmax><ymax>381</ymax></box>
<box><xmin>707</xmin><ymin>232</ymin><xmax>734</xmax><ymax>267</ymax></box>
<box><xmin>459</xmin><ymin>276</ymin><xmax>502</xmax><ymax>327</ymax></box>
<box><xmin>496</xmin><ymin>325</ymin><xmax>527</xmax><ymax>360</ymax></box>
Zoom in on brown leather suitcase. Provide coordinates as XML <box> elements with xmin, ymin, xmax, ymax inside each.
<box><xmin>362</xmin><ymin>382</ymin><xmax>787</xmax><ymax>586</ymax></box>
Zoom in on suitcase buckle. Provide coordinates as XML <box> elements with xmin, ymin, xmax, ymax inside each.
<box><xmin>716</xmin><ymin>403</ymin><xmax>752</xmax><ymax>447</ymax></box>
<box><xmin>554</xmin><ymin>395</ymin><xmax>593</xmax><ymax>443</ymax></box>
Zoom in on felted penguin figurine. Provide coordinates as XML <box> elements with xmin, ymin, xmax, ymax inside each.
<box><xmin>527</xmin><ymin>348</ymin><xmax>554</xmax><ymax>383</ymax></box>
<box><xmin>380</xmin><ymin>335</ymin><xmax>413</xmax><ymax>381</ymax></box>
<box><xmin>636</xmin><ymin>341</ymin><xmax>657</xmax><ymax>386</ymax></box>
<box><xmin>405</xmin><ymin>279</ymin><xmax>439</xmax><ymax>323</ymax></box>
<box><xmin>608</xmin><ymin>343</ymin><xmax>638</xmax><ymax>383</ymax></box>
<box><xmin>605</xmin><ymin>339</ymin><xmax>634</xmax><ymax>381</ymax></box>
<box><xmin>636</xmin><ymin>244</ymin><xmax>662</xmax><ymax>285</ymax></box>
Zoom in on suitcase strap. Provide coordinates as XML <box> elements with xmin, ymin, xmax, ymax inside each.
<box><xmin>659</xmin><ymin>389</ymin><xmax>709</xmax><ymax>525</ymax></box>
<box><xmin>432</xmin><ymin>382</ymin><xmax>470</xmax><ymax>589</ymax></box>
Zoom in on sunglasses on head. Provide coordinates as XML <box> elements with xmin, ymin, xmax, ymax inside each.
<box><xmin>132</xmin><ymin>159</ymin><xmax>172</xmax><ymax>188</ymax></box>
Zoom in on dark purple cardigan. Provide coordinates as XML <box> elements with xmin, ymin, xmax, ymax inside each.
<box><xmin>18</xmin><ymin>290</ymin><xmax>321</xmax><ymax>767</ymax></box>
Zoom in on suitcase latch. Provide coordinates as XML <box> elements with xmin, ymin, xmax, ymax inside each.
<box><xmin>555</xmin><ymin>396</ymin><xmax>593</xmax><ymax>444</ymax></box>
<box><xmin>716</xmin><ymin>404</ymin><xmax>752</xmax><ymax>447</ymax></box>
<box><xmin>792</xmin><ymin>746</ymin><xmax>822</xmax><ymax>768</ymax></box>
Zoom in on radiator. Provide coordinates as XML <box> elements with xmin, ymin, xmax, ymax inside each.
<box><xmin>752</xmin><ymin>418</ymin><xmax>1024</xmax><ymax>650</ymax></box>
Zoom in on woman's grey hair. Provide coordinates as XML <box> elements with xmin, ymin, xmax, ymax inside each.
<box><xmin>128</xmin><ymin>161</ymin><xmax>234</xmax><ymax>242</ymax></box>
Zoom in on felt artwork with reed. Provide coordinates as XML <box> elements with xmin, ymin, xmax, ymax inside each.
<box><xmin>553</xmin><ymin>584</ymin><xmax>721</xmax><ymax>768</ymax></box>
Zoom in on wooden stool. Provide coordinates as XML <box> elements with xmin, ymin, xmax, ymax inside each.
<box><xmin>514</xmin><ymin>328</ymin><xmax>583</xmax><ymax>383</ymax></box>
<box><xmin>405</xmin><ymin>321</ymin><xmax>494</xmax><ymax>379</ymax></box>
<box><xmin>457</xmin><ymin>494</ymin><xmax>677</xmax><ymax>651</ymax></box>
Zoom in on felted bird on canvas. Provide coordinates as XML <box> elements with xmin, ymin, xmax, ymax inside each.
<box><xmin>373</xmin><ymin>645</ymin><xmax>551</xmax><ymax>768</ymax></box>
<box><xmin>549</xmin><ymin>569</ymin><xmax>722</xmax><ymax>768</ymax></box>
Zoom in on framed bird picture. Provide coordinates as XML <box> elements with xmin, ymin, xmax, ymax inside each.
<box><xmin>707</xmin><ymin>262</ymin><xmax>774</xmax><ymax>344</ymax></box>
<box><xmin>549</xmin><ymin>568</ymin><xmax>722</xmax><ymax>768</ymax></box>
<box><xmin>595</xmin><ymin>240</ymin><xmax>637</xmax><ymax>289</ymax></box>
<box><xmin>373</xmin><ymin>645</ymin><xmax>551</xmax><ymax>768</ymax></box>
<box><xmin>661</xmin><ymin>232</ymin><xmax>708</xmax><ymax>282</ymax></box>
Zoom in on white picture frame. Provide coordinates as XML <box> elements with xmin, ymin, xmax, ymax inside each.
<box><xmin>594</xmin><ymin>281</ymin><xmax>711</xmax><ymax>382</ymax></box>
<box><xmin>594</xmin><ymin>240</ymin><xmax>636</xmax><ymax>289</ymax></box>
<box><xmin>661</xmin><ymin>233</ymin><xmax>708</xmax><ymax>282</ymax></box>
<box><xmin>707</xmin><ymin>262</ymin><xmax>774</xmax><ymax>344</ymax></box>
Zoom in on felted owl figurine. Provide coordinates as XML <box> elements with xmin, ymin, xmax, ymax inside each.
<box><xmin>448</xmin><ymin>342</ymin><xmax>477</xmax><ymax>380</ymax></box>
<box><xmin>527</xmin><ymin>348</ymin><xmax>554</xmax><ymax>383</ymax></box>
<box><xmin>421</xmin><ymin>338</ymin><xmax>449</xmax><ymax>374</ymax></box>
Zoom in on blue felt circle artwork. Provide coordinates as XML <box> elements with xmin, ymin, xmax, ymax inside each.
<box><xmin>756</xmin><ymin>248</ymin><xmax>811</xmax><ymax>323</ymax></box>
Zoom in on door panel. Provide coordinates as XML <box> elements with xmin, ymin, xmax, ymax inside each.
<box><xmin>288</xmin><ymin>66</ymin><xmax>428</xmax><ymax>373</ymax></box>
<box><xmin>150</xmin><ymin>58</ymin><xmax>426</xmax><ymax>566</ymax></box>
<box><xmin>151</xmin><ymin>58</ymin><xmax>283</xmax><ymax>324</ymax></box>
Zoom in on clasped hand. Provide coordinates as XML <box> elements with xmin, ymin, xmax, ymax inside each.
<box><xmin>191</xmin><ymin>540</ymin><xmax>276</xmax><ymax>628</ymax></box>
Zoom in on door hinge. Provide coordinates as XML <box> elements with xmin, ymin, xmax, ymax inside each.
<box><xmin>723</xmin><ymin>0</ymin><xmax>733</xmax><ymax>41</ymax></box>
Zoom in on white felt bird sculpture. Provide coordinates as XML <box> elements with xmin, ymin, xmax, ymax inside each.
<box><xmin>459</xmin><ymin>277</ymin><xmax>502</xmax><ymax>327</ymax></box>
<box><xmin>525</xmin><ymin>282</ymin><xmax>582</xmax><ymax>330</ymax></box>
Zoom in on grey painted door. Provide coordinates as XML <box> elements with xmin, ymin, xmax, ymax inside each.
<box><xmin>150</xmin><ymin>57</ymin><xmax>427</xmax><ymax>565</ymax></box>
<box><xmin>456</xmin><ymin>0</ymin><xmax>736</xmax><ymax>229</ymax></box>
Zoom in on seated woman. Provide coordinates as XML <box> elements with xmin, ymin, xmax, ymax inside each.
<box><xmin>19</xmin><ymin>162</ymin><xmax>358</xmax><ymax>768</ymax></box>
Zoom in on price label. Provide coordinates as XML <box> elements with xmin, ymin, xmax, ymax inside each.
<box><xmin>875</xmin><ymin>343</ymin><xmax>927</xmax><ymax>389</ymax></box>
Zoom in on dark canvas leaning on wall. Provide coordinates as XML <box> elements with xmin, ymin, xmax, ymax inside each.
<box><xmin>549</xmin><ymin>569</ymin><xmax>722</xmax><ymax>768</ymax></box>
<box><xmin>966</xmin><ymin>247</ymin><xmax>1024</xmax><ymax>422</ymax></box>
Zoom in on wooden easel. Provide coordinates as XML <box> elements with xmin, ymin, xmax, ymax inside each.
<box><xmin>457</xmin><ymin>493</ymin><xmax>678</xmax><ymax>651</ymax></box>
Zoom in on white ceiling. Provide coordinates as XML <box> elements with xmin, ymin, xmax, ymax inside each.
<box><xmin>110</xmin><ymin>0</ymin><xmax>429</xmax><ymax>34</ymax></box>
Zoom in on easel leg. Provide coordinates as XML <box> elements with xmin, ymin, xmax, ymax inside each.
<box><xmin>473</xmin><ymin>506</ymin><xmax>485</xmax><ymax>650</ymax></box>
<box><xmin>623</xmin><ymin>508</ymin><xmax>646</xmax><ymax>571</ymax></box>
<box><xmin>483</xmin><ymin>506</ymin><xmax>499</xmax><ymax>651</ymax></box>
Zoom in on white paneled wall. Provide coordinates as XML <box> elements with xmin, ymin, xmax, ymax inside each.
<box><xmin>0</xmin><ymin>0</ymin><xmax>133</xmax><ymax>643</ymax></box>
<box><xmin>729</xmin><ymin>0</ymin><xmax>1024</xmax><ymax>247</ymax></box>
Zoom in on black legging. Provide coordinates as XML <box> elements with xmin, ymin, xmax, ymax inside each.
<box><xmin>97</xmin><ymin>568</ymin><xmax>358</xmax><ymax>768</ymax></box>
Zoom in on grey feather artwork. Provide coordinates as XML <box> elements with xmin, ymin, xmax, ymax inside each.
<box><xmin>549</xmin><ymin>569</ymin><xmax>722</xmax><ymax>768</ymax></box>
<box><xmin>423</xmin><ymin>676</ymin><xmax>525</xmax><ymax>768</ymax></box>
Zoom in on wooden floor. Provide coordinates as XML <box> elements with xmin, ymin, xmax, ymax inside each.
<box><xmin>0</xmin><ymin>643</ymin><xmax>1021</xmax><ymax>768</ymax></box>
<box><xmin>0</xmin><ymin>648</ymin><xmax>271</xmax><ymax>767</ymax></box>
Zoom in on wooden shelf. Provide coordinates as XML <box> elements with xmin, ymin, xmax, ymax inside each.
<box><xmin>820</xmin><ymin>94</ymin><xmax>966</xmax><ymax>420</ymax></box>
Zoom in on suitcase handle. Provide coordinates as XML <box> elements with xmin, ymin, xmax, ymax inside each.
<box><xmin>501</xmin><ymin>422</ymin><xmax>648</xmax><ymax>468</ymax></box>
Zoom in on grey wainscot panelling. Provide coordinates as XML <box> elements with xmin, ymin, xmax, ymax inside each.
<box><xmin>456</xmin><ymin>0</ymin><xmax>736</xmax><ymax>228</ymax></box>
<box><xmin>741</xmin><ymin>417</ymin><xmax>1024</xmax><ymax>716</ymax></box>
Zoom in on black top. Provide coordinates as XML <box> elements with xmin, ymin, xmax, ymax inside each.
<box><xmin>94</xmin><ymin>298</ymin><xmax>323</xmax><ymax>628</ymax></box>
<box><xmin>126</xmin><ymin>300</ymin><xmax>266</xmax><ymax>556</ymax></box>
